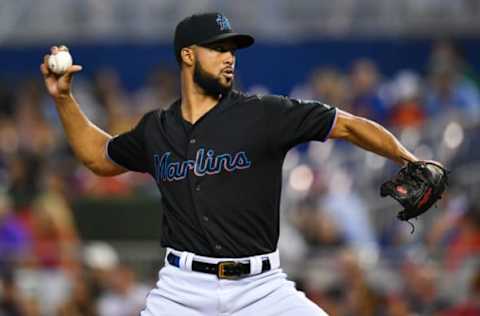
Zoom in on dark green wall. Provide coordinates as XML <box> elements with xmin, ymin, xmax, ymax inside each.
<box><xmin>72</xmin><ymin>197</ymin><xmax>163</xmax><ymax>240</ymax></box>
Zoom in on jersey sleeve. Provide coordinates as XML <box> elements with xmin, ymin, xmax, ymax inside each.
<box><xmin>106</xmin><ymin>112</ymin><xmax>151</xmax><ymax>173</ymax></box>
<box><xmin>262</xmin><ymin>95</ymin><xmax>337</xmax><ymax>150</ymax></box>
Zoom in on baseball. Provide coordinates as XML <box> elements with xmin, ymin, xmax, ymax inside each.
<box><xmin>48</xmin><ymin>51</ymin><xmax>73</xmax><ymax>75</ymax></box>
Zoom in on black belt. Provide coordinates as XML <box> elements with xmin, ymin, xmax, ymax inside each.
<box><xmin>167</xmin><ymin>252</ymin><xmax>271</xmax><ymax>280</ymax></box>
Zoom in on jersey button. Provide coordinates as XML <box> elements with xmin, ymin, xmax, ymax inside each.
<box><xmin>215</xmin><ymin>244</ymin><xmax>222</xmax><ymax>251</ymax></box>
<box><xmin>195</xmin><ymin>185</ymin><xmax>201</xmax><ymax>192</ymax></box>
<box><xmin>202</xmin><ymin>216</ymin><xmax>209</xmax><ymax>222</ymax></box>
<box><xmin>189</xmin><ymin>138</ymin><xmax>196</xmax><ymax>144</ymax></box>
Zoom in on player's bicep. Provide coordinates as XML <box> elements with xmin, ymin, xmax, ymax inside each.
<box><xmin>95</xmin><ymin>157</ymin><xmax>128</xmax><ymax>176</ymax></box>
<box><xmin>327</xmin><ymin>109</ymin><xmax>356</xmax><ymax>139</ymax></box>
<box><xmin>83</xmin><ymin>138</ymin><xmax>128</xmax><ymax>176</ymax></box>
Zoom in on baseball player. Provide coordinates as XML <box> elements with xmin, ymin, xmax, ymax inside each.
<box><xmin>41</xmin><ymin>12</ymin><xmax>421</xmax><ymax>316</ymax></box>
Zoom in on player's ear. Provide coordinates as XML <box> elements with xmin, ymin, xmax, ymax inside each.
<box><xmin>181</xmin><ymin>47</ymin><xmax>194</xmax><ymax>67</ymax></box>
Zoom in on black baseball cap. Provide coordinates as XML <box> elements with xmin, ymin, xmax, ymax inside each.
<box><xmin>174</xmin><ymin>12</ymin><xmax>254</xmax><ymax>63</ymax></box>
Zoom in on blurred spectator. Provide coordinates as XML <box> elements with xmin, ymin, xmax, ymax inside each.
<box><xmin>426</xmin><ymin>192</ymin><xmax>468</xmax><ymax>254</ymax></box>
<box><xmin>8</xmin><ymin>152</ymin><xmax>43</xmax><ymax>211</ymax></box>
<box><xmin>349</xmin><ymin>58</ymin><xmax>388</xmax><ymax>123</ymax></box>
<box><xmin>93</xmin><ymin>68</ymin><xmax>134</xmax><ymax>135</ymax></box>
<box><xmin>429</xmin><ymin>40</ymin><xmax>479</xmax><ymax>87</ymax></box>
<box><xmin>444</xmin><ymin>204</ymin><xmax>480</xmax><ymax>271</ymax></box>
<box><xmin>445</xmin><ymin>267</ymin><xmax>480</xmax><ymax>316</ymax></box>
<box><xmin>0</xmin><ymin>194</ymin><xmax>30</xmax><ymax>273</ymax></box>
<box><xmin>337</xmin><ymin>249</ymin><xmax>385</xmax><ymax>316</ymax></box>
<box><xmin>30</xmin><ymin>168</ymin><xmax>80</xmax><ymax>273</ymax></box>
<box><xmin>425</xmin><ymin>40</ymin><xmax>480</xmax><ymax>122</ymax></box>
<box><xmin>313</xmin><ymin>284</ymin><xmax>346</xmax><ymax>316</ymax></box>
<box><xmin>0</xmin><ymin>116</ymin><xmax>19</xmax><ymax>157</ymax></box>
<box><xmin>0</xmin><ymin>270</ymin><xmax>40</xmax><ymax>316</ymax></box>
<box><xmin>134</xmin><ymin>65</ymin><xmax>179</xmax><ymax>113</ymax></box>
<box><xmin>97</xmin><ymin>264</ymin><xmax>150</xmax><ymax>316</ymax></box>
<box><xmin>321</xmin><ymin>168</ymin><xmax>378</xmax><ymax>253</ymax></box>
<box><xmin>8</xmin><ymin>166</ymin><xmax>80</xmax><ymax>316</ymax></box>
<box><xmin>14</xmin><ymin>80</ymin><xmax>57</xmax><ymax>155</ymax></box>
<box><xmin>290</xmin><ymin>196</ymin><xmax>345</xmax><ymax>248</ymax></box>
<box><xmin>388</xmin><ymin>70</ymin><xmax>426</xmax><ymax>128</ymax></box>
<box><xmin>386</xmin><ymin>295</ymin><xmax>414</xmax><ymax>316</ymax></box>
<box><xmin>57</xmin><ymin>273</ymin><xmax>97</xmax><ymax>316</ymax></box>
<box><xmin>291</xmin><ymin>67</ymin><xmax>350</xmax><ymax>109</ymax></box>
<box><xmin>83</xmin><ymin>242</ymin><xmax>121</xmax><ymax>302</ymax></box>
<box><xmin>401</xmin><ymin>261</ymin><xmax>441</xmax><ymax>315</ymax></box>
<box><xmin>0</xmin><ymin>82</ymin><xmax>14</xmax><ymax>118</ymax></box>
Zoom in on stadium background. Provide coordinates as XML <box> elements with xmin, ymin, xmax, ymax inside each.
<box><xmin>1</xmin><ymin>1</ymin><xmax>480</xmax><ymax>315</ymax></box>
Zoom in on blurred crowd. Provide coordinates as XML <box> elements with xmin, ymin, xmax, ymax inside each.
<box><xmin>0</xmin><ymin>39</ymin><xmax>480</xmax><ymax>315</ymax></box>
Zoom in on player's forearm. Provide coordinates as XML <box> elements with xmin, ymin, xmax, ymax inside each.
<box><xmin>347</xmin><ymin>117</ymin><xmax>417</xmax><ymax>165</ymax></box>
<box><xmin>53</xmin><ymin>93</ymin><xmax>112</xmax><ymax>172</ymax></box>
<box><xmin>334</xmin><ymin>113</ymin><xmax>417</xmax><ymax>165</ymax></box>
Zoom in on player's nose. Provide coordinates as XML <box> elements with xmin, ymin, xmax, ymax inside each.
<box><xmin>223</xmin><ymin>52</ymin><xmax>235</xmax><ymax>65</ymax></box>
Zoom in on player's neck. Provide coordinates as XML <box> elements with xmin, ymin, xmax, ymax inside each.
<box><xmin>180</xmin><ymin>74</ymin><xmax>220</xmax><ymax>125</ymax></box>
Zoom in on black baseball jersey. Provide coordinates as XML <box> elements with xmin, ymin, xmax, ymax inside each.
<box><xmin>107</xmin><ymin>90</ymin><xmax>336</xmax><ymax>258</ymax></box>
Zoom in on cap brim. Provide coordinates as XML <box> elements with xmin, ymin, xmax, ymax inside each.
<box><xmin>199</xmin><ymin>33</ymin><xmax>255</xmax><ymax>49</ymax></box>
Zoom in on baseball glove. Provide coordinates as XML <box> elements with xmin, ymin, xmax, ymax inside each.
<box><xmin>380</xmin><ymin>160</ymin><xmax>449</xmax><ymax>230</ymax></box>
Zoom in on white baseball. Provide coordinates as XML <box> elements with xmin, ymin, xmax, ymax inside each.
<box><xmin>48</xmin><ymin>51</ymin><xmax>73</xmax><ymax>75</ymax></box>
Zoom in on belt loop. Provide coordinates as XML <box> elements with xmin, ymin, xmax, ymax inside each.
<box><xmin>164</xmin><ymin>250</ymin><xmax>170</xmax><ymax>266</ymax></box>
<box><xmin>185</xmin><ymin>252</ymin><xmax>194</xmax><ymax>271</ymax></box>
<box><xmin>268</xmin><ymin>250</ymin><xmax>280</xmax><ymax>269</ymax></box>
<box><xmin>249</xmin><ymin>256</ymin><xmax>262</xmax><ymax>275</ymax></box>
<box><xmin>179</xmin><ymin>252</ymin><xmax>188</xmax><ymax>270</ymax></box>
<box><xmin>165</xmin><ymin>248</ymin><xmax>174</xmax><ymax>266</ymax></box>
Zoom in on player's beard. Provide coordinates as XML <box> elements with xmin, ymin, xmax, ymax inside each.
<box><xmin>193</xmin><ymin>60</ymin><xmax>232</xmax><ymax>97</ymax></box>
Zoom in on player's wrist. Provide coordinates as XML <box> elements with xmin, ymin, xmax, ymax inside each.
<box><xmin>53</xmin><ymin>92</ymin><xmax>74</xmax><ymax>103</ymax></box>
<box><xmin>52</xmin><ymin>91</ymin><xmax>73</xmax><ymax>101</ymax></box>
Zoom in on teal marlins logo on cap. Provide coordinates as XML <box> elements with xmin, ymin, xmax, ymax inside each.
<box><xmin>174</xmin><ymin>12</ymin><xmax>254</xmax><ymax>63</ymax></box>
<box><xmin>216</xmin><ymin>14</ymin><xmax>232</xmax><ymax>31</ymax></box>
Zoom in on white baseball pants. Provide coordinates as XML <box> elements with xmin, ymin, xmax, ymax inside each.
<box><xmin>140</xmin><ymin>248</ymin><xmax>328</xmax><ymax>316</ymax></box>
